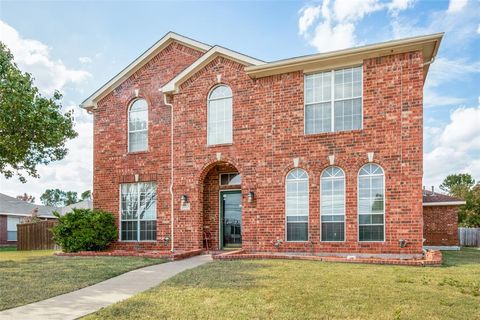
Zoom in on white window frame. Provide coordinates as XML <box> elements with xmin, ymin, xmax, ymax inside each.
<box><xmin>285</xmin><ymin>168</ymin><xmax>309</xmax><ymax>242</ymax></box>
<box><xmin>304</xmin><ymin>65</ymin><xmax>363</xmax><ymax>134</ymax></box>
<box><xmin>119</xmin><ymin>182</ymin><xmax>157</xmax><ymax>242</ymax></box>
<box><xmin>7</xmin><ymin>216</ymin><xmax>21</xmax><ymax>241</ymax></box>
<box><xmin>357</xmin><ymin>163</ymin><xmax>386</xmax><ymax>242</ymax></box>
<box><xmin>207</xmin><ymin>85</ymin><xmax>233</xmax><ymax>146</ymax></box>
<box><xmin>127</xmin><ymin>99</ymin><xmax>149</xmax><ymax>153</ymax></box>
<box><xmin>320</xmin><ymin>166</ymin><xmax>346</xmax><ymax>242</ymax></box>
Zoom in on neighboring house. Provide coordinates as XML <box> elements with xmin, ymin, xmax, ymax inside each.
<box><xmin>0</xmin><ymin>194</ymin><xmax>93</xmax><ymax>245</ymax></box>
<box><xmin>81</xmin><ymin>32</ymin><xmax>444</xmax><ymax>258</ymax></box>
<box><xmin>423</xmin><ymin>189</ymin><xmax>465</xmax><ymax>250</ymax></box>
<box><xmin>0</xmin><ymin>193</ymin><xmax>57</xmax><ymax>245</ymax></box>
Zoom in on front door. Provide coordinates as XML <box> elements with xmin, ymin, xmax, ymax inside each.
<box><xmin>220</xmin><ymin>190</ymin><xmax>242</xmax><ymax>249</ymax></box>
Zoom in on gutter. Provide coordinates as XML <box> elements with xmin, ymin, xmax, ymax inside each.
<box><xmin>422</xmin><ymin>201</ymin><xmax>466</xmax><ymax>206</ymax></box>
<box><xmin>163</xmin><ymin>93</ymin><xmax>175</xmax><ymax>253</ymax></box>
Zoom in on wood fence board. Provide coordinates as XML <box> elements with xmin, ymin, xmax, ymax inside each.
<box><xmin>17</xmin><ymin>220</ymin><xmax>59</xmax><ymax>251</ymax></box>
<box><xmin>458</xmin><ymin>228</ymin><xmax>480</xmax><ymax>247</ymax></box>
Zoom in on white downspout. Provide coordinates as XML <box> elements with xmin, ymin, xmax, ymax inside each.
<box><xmin>163</xmin><ymin>93</ymin><xmax>175</xmax><ymax>253</ymax></box>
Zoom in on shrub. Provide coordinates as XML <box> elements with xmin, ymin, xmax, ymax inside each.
<box><xmin>52</xmin><ymin>208</ymin><xmax>117</xmax><ymax>252</ymax></box>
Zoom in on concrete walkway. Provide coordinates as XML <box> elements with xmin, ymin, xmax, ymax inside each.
<box><xmin>0</xmin><ymin>254</ymin><xmax>212</xmax><ymax>320</ymax></box>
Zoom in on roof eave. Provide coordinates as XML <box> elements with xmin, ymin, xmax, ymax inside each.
<box><xmin>245</xmin><ymin>33</ymin><xmax>444</xmax><ymax>81</ymax></box>
<box><xmin>80</xmin><ymin>32</ymin><xmax>212</xmax><ymax>110</ymax></box>
<box><xmin>423</xmin><ymin>201</ymin><xmax>466</xmax><ymax>206</ymax></box>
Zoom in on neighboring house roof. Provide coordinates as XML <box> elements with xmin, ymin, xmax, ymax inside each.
<box><xmin>422</xmin><ymin>190</ymin><xmax>466</xmax><ymax>206</ymax></box>
<box><xmin>245</xmin><ymin>33</ymin><xmax>443</xmax><ymax>80</ymax></box>
<box><xmin>59</xmin><ymin>199</ymin><xmax>93</xmax><ymax>215</ymax></box>
<box><xmin>162</xmin><ymin>45</ymin><xmax>265</xmax><ymax>94</ymax></box>
<box><xmin>80</xmin><ymin>32</ymin><xmax>211</xmax><ymax>110</ymax></box>
<box><xmin>82</xmin><ymin>32</ymin><xmax>443</xmax><ymax>110</ymax></box>
<box><xmin>0</xmin><ymin>193</ymin><xmax>58</xmax><ymax>218</ymax></box>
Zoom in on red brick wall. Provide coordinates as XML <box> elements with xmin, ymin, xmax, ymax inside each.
<box><xmin>93</xmin><ymin>42</ymin><xmax>204</xmax><ymax>251</ymax></box>
<box><xmin>423</xmin><ymin>205</ymin><xmax>459</xmax><ymax>246</ymax></box>
<box><xmin>93</xmin><ymin>42</ymin><xmax>424</xmax><ymax>257</ymax></box>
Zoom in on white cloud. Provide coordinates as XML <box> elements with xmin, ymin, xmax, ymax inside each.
<box><xmin>424</xmin><ymin>100</ymin><xmax>480</xmax><ymax>188</ymax></box>
<box><xmin>79</xmin><ymin>56</ymin><xmax>92</xmax><ymax>64</ymax></box>
<box><xmin>299</xmin><ymin>0</ymin><xmax>414</xmax><ymax>52</ymax></box>
<box><xmin>447</xmin><ymin>0</ymin><xmax>468</xmax><ymax>13</ymax></box>
<box><xmin>0</xmin><ymin>20</ymin><xmax>91</xmax><ymax>94</ymax></box>
<box><xmin>477</xmin><ymin>24</ymin><xmax>480</xmax><ymax>34</ymax></box>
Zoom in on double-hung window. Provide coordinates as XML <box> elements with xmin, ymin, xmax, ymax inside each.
<box><xmin>7</xmin><ymin>216</ymin><xmax>21</xmax><ymax>241</ymax></box>
<box><xmin>358</xmin><ymin>164</ymin><xmax>385</xmax><ymax>241</ymax></box>
<box><xmin>128</xmin><ymin>99</ymin><xmax>148</xmax><ymax>152</ymax></box>
<box><xmin>285</xmin><ymin>168</ymin><xmax>309</xmax><ymax>241</ymax></box>
<box><xmin>120</xmin><ymin>182</ymin><xmax>157</xmax><ymax>241</ymax></box>
<box><xmin>321</xmin><ymin>167</ymin><xmax>345</xmax><ymax>241</ymax></box>
<box><xmin>208</xmin><ymin>85</ymin><xmax>233</xmax><ymax>145</ymax></box>
<box><xmin>305</xmin><ymin>66</ymin><xmax>362</xmax><ymax>134</ymax></box>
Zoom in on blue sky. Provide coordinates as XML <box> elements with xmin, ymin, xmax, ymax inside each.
<box><xmin>0</xmin><ymin>0</ymin><xmax>479</xmax><ymax>203</ymax></box>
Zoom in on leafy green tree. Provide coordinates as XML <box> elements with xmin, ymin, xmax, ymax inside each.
<box><xmin>65</xmin><ymin>191</ymin><xmax>78</xmax><ymax>206</ymax></box>
<box><xmin>40</xmin><ymin>188</ymin><xmax>79</xmax><ymax>206</ymax></box>
<box><xmin>440</xmin><ymin>174</ymin><xmax>480</xmax><ymax>227</ymax></box>
<box><xmin>81</xmin><ymin>190</ymin><xmax>92</xmax><ymax>201</ymax></box>
<box><xmin>439</xmin><ymin>173</ymin><xmax>476</xmax><ymax>199</ymax></box>
<box><xmin>16</xmin><ymin>193</ymin><xmax>35</xmax><ymax>203</ymax></box>
<box><xmin>0</xmin><ymin>42</ymin><xmax>77</xmax><ymax>183</ymax></box>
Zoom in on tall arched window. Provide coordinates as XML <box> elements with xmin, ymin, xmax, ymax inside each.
<box><xmin>358</xmin><ymin>163</ymin><xmax>385</xmax><ymax>241</ymax></box>
<box><xmin>128</xmin><ymin>99</ymin><xmax>148</xmax><ymax>152</ymax></box>
<box><xmin>321</xmin><ymin>166</ymin><xmax>345</xmax><ymax>241</ymax></box>
<box><xmin>285</xmin><ymin>168</ymin><xmax>309</xmax><ymax>241</ymax></box>
<box><xmin>208</xmin><ymin>85</ymin><xmax>232</xmax><ymax>145</ymax></box>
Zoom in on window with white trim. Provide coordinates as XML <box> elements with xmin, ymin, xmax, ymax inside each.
<box><xmin>321</xmin><ymin>167</ymin><xmax>345</xmax><ymax>241</ymax></box>
<box><xmin>120</xmin><ymin>182</ymin><xmax>157</xmax><ymax>241</ymax></box>
<box><xmin>7</xmin><ymin>216</ymin><xmax>21</xmax><ymax>241</ymax></box>
<box><xmin>358</xmin><ymin>164</ymin><xmax>385</xmax><ymax>241</ymax></box>
<box><xmin>305</xmin><ymin>66</ymin><xmax>362</xmax><ymax>134</ymax></box>
<box><xmin>285</xmin><ymin>168</ymin><xmax>309</xmax><ymax>241</ymax></box>
<box><xmin>128</xmin><ymin>99</ymin><xmax>148</xmax><ymax>152</ymax></box>
<box><xmin>208</xmin><ymin>85</ymin><xmax>233</xmax><ymax>145</ymax></box>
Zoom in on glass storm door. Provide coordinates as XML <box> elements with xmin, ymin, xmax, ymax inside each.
<box><xmin>220</xmin><ymin>190</ymin><xmax>242</xmax><ymax>249</ymax></box>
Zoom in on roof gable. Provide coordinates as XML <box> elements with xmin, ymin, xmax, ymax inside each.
<box><xmin>81</xmin><ymin>32</ymin><xmax>211</xmax><ymax>110</ymax></box>
<box><xmin>161</xmin><ymin>46</ymin><xmax>265</xmax><ymax>94</ymax></box>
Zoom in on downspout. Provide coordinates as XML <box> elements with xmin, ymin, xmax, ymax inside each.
<box><xmin>163</xmin><ymin>93</ymin><xmax>175</xmax><ymax>253</ymax></box>
<box><xmin>422</xmin><ymin>56</ymin><xmax>435</xmax><ymax>66</ymax></box>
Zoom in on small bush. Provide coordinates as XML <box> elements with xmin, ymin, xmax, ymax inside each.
<box><xmin>52</xmin><ymin>208</ymin><xmax>117</xmax><ymax>252</ymax></box>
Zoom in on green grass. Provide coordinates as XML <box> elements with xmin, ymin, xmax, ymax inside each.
<box><xmin>0</xmin><ymin>250</ymin><xmax>165</xmax><ymax>311</ymax></box>
<box><xmin>0</xmin><ymin>246</ymin><xmax>17</xmax><ymax>252</ymax></box>
<box><xmin>86</xmin><ymin>248</ymin><xmax>480</xmax><ymax>320</ymax></box>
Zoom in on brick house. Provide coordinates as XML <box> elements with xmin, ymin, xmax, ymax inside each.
<box><xmin>81</xmin><ymin>32</ymin><xmax>444</xmax><ymax>259</ymax></box>
<box><xmin>422</xmin><ymin>189</ymin><xmax>464</xmax><ymax>249</ymax></box>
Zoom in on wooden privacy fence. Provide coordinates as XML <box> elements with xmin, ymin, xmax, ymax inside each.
<box><xmin>458</xmin><ymin>228</ymin><xmax>480</xmax><ymax>247</ymax></box>
<box><xmin>17</xmin><ymin>220</ymin><xmax>59</xmax><ymax>251</ymax></box>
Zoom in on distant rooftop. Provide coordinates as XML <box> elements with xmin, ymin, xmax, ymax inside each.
<box><xmin>0</xmin><ymin>193</ymin><xmax>58</xmax><ymax>217</ymax></box>
<box><xmin>422</xmin><ymin>189</ymin><xmax>465</xmax><ymax>206</ymax></box>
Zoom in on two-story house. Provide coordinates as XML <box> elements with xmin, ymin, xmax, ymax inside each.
<box><xmin>81</xmin><ymin>32</ymin><xmax>444</xmax><ymax>259</ymax></box>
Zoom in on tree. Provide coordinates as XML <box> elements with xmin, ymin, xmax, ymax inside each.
<box><xmin>440</xmin><ymin>174</ymin><xmax>480</xmax><ymax>227</ymax></box>
<box><xmin>81</xmin><ymin>190</ymin><xmax>92</xmax><ymax>201</ymax></box>
<box><xmin>40</xmin><ymin>188</ymin><xmax>79</xmax><ymax>207</ymax></box>
<box><xmin>16</xmin><ymin>193</ymin><xmax>35</xmax><ymax>203</ymax></box>
<box><xmin>0</xmin><ymin>42</ymin><xmax>77</xmax><ymax>183</ymax></box>
<box><xmin>439</xmin><ymin>173</ymin><xmax>475</xmax><ymax>199</ymax></box>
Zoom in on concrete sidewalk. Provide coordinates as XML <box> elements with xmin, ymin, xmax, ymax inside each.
<box><xmin>0</xmin><ymin>254</ymin><xmax>212</xmax><ymax>320</ymax></box>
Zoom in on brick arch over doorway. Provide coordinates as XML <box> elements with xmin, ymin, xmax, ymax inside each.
<box><xmin>201</xmin><ymin>162</ymin><xmax>241</xmax><ymax>250</ymax></box>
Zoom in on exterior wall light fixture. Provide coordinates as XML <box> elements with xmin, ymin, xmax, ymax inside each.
<box><xmin>248</xmin><ymin>191</ymin><xmax>254</xmax><ymax>203</ymax></box>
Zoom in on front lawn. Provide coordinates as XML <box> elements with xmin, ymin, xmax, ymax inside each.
<box><xmin>87</xmin><ymin>248</ymin><xmax>480</xmax><ymax>320</ymax></box>
<box><xmin>0</xmin><ymin>250</ymin><xmax>165</xmax><ymax>311</ymax></box>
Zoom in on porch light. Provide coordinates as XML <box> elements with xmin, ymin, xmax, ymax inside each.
<box><xmin>399</xmin><ymin>239</ymin><xmax>407</xmax><ymax>248</ymax></box>
<box><xmin>181</xmin><ymin>194</ymin><xmax>188</xmax><ymax>203</ymax></box>
<box><xmin>248</xmin><ymin>191</ymin><xmax>254</xmax><ymax>203</ymax></box>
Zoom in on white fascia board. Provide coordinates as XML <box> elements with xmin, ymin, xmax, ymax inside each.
<box><xmin>422</xmin><ymin>201</ymin><xmax>466</xmax><ymax>206</ymax></box>
<box><xmin>0</xmin><ymin>212</ymin><xmax>57</xmax><ymax>218</ymax></box>
<box><xmin>162</xmin><ymin>46</ymin><xmax>265</xmax><ymax>94</ymax></box>
<box><xmin>80</xmin><ymin>32</ymin><xmax>211</xmax><ymax>110</ymax></box>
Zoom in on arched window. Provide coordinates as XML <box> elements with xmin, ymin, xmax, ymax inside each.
<box><xmin>321</xmin><ymin>167</ymin><xmax>345</xmax><ymax>241</ymax></box>
<box><xmin>358</xmin><ymin>164</ymin><xmax>385</xmax><ymax>241</ymax></box>
<box><xmin>285</xmin><ymin>168</ymin><xmax>309</xmax><ymax>241</ymax></box>
<box><xmin>208</xmin><ymin>85</ymin><xmax>232</xmax><ymax>145</ymax></box>
<box><xmin>128</xmin><ymin>99</ymin><xmax>148</xmax><ymax>152</ymax></box>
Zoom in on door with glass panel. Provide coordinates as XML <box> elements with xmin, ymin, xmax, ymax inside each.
<box><xmin>220</xmin><ymin>190</ymin><xmax>242</xmax><ymax>249</ymax></box>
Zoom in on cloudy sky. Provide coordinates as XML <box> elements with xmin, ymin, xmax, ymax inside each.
<box><xmin>0</xmin><ymin>0</ymin><xmax>479</xmax><ymax>203</ymax></box>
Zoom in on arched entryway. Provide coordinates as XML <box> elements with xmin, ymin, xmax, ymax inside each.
<box><xmin>201</xmin><ymin>162</ymin><xmax>242</xmax><ymax>250</ymax></box>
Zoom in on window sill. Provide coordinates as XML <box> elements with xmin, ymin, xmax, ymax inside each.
<box><xmin>304</xmin><ymin>128</ymin><xmax>363</xmax><ymax>137</ymax></box>
<box><xmin>118</xmin><ymin>240</ymin><xmax>158</xmax><ymax>243</ymax></box>
<box><xmin>207</xmin><ymin>143</ymin><xmax>233</xmax><ymax>148</ymax></box>
<box><xmin>126</xmin><ymin>150</ymin><xmax>149</xmax><ymax>155</ymax></box>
